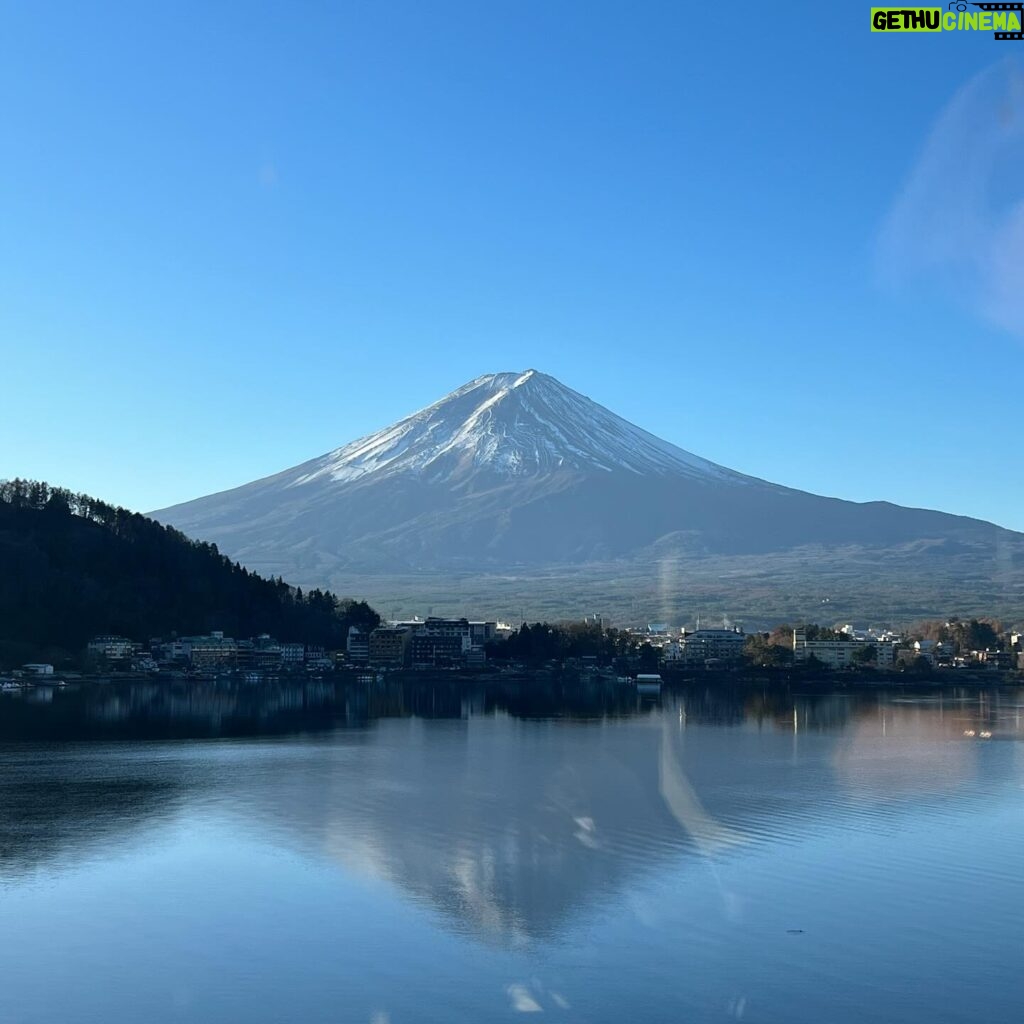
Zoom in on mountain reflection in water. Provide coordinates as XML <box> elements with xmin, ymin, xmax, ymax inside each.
<box><xmin>2</xmin><ymin>680</ymin><xmax>1023</xmax><ymax>1024</ymax></box>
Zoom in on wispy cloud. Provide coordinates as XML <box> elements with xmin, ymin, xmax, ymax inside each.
<box><xmin>877</xmin><ymin>59</ymin><xmax>1024</xmax><ymax>335</ymax></box>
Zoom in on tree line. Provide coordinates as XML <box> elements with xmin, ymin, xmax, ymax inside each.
<box><xmin>0</xmin><ymin>479</ymin><xmax>379</xmax><ymax>667</ymax></box>
<box><xmin>486</xmin><ymin>621</ymin><xmax>659</xmax><ymax>670</ymax></box>
<box><xmin>743</xmin><ymin>617</ymin><xmax>1014</xmax><ymax>671</ymax></box>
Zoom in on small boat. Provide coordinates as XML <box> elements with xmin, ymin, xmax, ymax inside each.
<box><xmin>635</xmin><ymin>673</ymin><xmax>662</xmax><ymax>694</ymax></box>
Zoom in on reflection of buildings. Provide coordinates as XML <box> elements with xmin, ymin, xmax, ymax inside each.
<box><xmin>780</xmin><ymin>695</ymin><xmax>857</xmax><ymax>732</ymax></box>
<box><xmin>831</xmin><ymin>692</ymin><xmax>1018</xmax><ymax>797</ymax></box>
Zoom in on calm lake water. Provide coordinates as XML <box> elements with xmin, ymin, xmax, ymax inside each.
<box><xmin>2</xmin><ymin>680</ymin><xmax>1023</xmax><ymax>1023</ymax></box>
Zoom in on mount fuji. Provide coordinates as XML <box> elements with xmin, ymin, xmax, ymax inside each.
<box><xmin>152</xmin><ymin>371</ymin><xmax>1024</xmax><ymax>622</ymax></box>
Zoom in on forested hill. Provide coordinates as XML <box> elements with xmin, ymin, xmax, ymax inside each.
<box><xmin>0</xmin><ymin>480</ymin><xmax>380</xmax><ymax>667</ymax></box>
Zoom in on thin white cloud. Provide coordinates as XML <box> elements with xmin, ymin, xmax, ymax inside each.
<box><xmin>877</xmin><ymin>58</ymin><xmax>1024</xmax><ymax>335</ymax></box>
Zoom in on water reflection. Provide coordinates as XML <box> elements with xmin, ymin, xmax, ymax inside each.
<box><xmin>0</xmin><ymin>751</ymin><xmax>183</xmax><ymax>879</ymax></box>
<box><xmin>3</xmin><ymin>681</ymin><xmax>1024</xmax><ymax>1024</ymax></box>
<box><xmin>3</xmin><ymin>680</ymin><xmax>1022</xmax><ymax>946</ymax></box>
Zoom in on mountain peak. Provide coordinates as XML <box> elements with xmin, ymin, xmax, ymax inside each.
<box><xmin>457</xmin><ymin>368</ymin><xmax>544</xmax><ymax>395</ymax></box>
<box><xmin>150</xmin><ymin>369</ymin><xmax>1024</xmax><ymax>620</ymax></box>
<box><xmin>289</xmin><ymin>370</ymin><xmax>745</xmax><ymax>487</ymax></box>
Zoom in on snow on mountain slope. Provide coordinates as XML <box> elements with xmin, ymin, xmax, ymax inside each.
<box><xmin>288</xmin><ymin>370</ymin><xmax>751</xmax><ymax>487</ymax></box>
<box><xmin>150</xmin><ymin>369</ymin><xmax>1024</xmax><ymax>613</ymax></box>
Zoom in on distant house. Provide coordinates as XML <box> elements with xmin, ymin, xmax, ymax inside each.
<box><xmin>975</xmin><ymin>649</ymin><xmax>1014</xmax><ymax>671</ymax></box>
<box><xmin>22</xmin><ymin>664</ymin><xmax>54</xmax><ymax>676</ymax></box>
<box><xmin>911</xmin><ymin>640</ymin><xmax>954</xmax><ymax>667</ymax></box>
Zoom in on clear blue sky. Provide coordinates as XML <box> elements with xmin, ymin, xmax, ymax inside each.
<box><xmin>2</xmin><ymin>2</ymin><xmax>1022</xmax><ymax>529</ymax></box>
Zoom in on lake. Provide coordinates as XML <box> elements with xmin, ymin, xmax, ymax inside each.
<box><xmin>1</xmin><ymin>680</ymin><xmax>1022</xmax><ymax>1023</ymax></box>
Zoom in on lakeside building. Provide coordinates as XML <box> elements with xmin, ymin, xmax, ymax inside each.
<box><xmin>305</xmin><ymin>645</ymin><xmax>332</xmax><ymax>669</ymax></box>
<box><xmin>420</xmin><ymin>617</ymin><xmax>498</xmax><ymax>667</ymax></box>
<box><xmin>410</xmin><ymin>632</ymin><xmax>464</xmax><ymax>668</ymax></box>
<box><xmin>793</xmin><ymin>629</ymin><xmax>896</xmax><ymax>669</ymax></box>
<box><xmin>251</xmin><ymin>636</ymin><xmax>284</xmax><ymax>670</ymax></box>
<box><xmin>368</xmin><ymin>627</ymin><xmax>413</xmax><ymax>667</ymax></box>
<box><xmin>976</xmin><ymin>649</ymin><xmax>1015</xmax><ymax>671</ymax></box>
<box><xmin>468</xmin><ymin>621</ymin><xmax>499</xmax><ymax>645</ymax></box>
<box><xmin>346</xmin><ymin>626</ymin><xmax>370</xmax><ymax>664</ymax></box>
<box><xmin>187</xmin><ymin>632</ymin><xmax>240</xmax><ymax>670</ymax></box>
<box><xmin>31</xmin><ymin>615</ymin><xmax>1024</xmax><ymax>679</ymax></box>
<box><xmin>87</xmin><ymin>635</ymin><xmax>136</xmax><ymax>661</ymax></box>
<box><xmin>916</xmin><ymin>640</ymin><xmax>943</xmax><ymax>665</ymax></box>
<box><xmin>624</xmin><ymin>624</ymin><xmax>673</xmax><ymax>647</ymax></box>
<box><xmin>421</xmin><ymin>617</ymin><xmax>472</xmax><ymax>647</ymax></box>
<box><xmin>280</xmin><ymin>642</ymin><xmax>305</xmax><ymax>665</ymax></box>
<box><xmin>901</xmin><ymin>639</ymin><xmax>956</xmax><ymax>667</ymax></box>
<box><xmin>367</xmin><ymin>617</ymin><xmax>505</xmax><ymax>668</ymax></box>
<box><xmin>664</xmin><ymin>628</ymin><xmax>746</xmax><ymax>668</ymax></box>
<box><xmin>122</xmin><ymin>632</ymin><xmax>327</xmax><ymax>672</ymax></box>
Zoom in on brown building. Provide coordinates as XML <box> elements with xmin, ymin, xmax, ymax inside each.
<box><xmin>368</xmin><ymin>627</ymin><xmax>411</xmax><ymax>667</ymax></box>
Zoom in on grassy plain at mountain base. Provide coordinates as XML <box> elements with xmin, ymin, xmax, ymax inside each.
<box><xmin>324</xmin><ymin>543</ymin><xmax>1024</xmax><ymax>628</ymax></box>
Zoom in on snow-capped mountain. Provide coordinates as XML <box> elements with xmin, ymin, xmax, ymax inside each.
<box><xmin>289</xmin><ymin>370</ymin><xmax>747</xmax><ymax>486</ymax></box>
<box><xmin>151</xmin><ymin>370</ymin><xmax>1023</xmax><ymax>619</ymax></box>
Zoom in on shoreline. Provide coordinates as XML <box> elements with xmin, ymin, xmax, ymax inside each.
<box><xmin>6</xmin><ymin>665</ymin><xmax>1021</xmax><ymax>691</ymax></box>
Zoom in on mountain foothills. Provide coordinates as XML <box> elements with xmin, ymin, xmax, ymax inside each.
<box><xmin>0</xmin><ymin>480</ymin><xmax>379</xmax><ymax>666</ymax></box>
<box><xmin>152</xmin><ymin>371</ymin><xmax>1024</xmax><ymax>624</ymax></box>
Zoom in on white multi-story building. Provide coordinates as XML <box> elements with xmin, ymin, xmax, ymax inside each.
<box><xmin>280</xmin><ymin>643</ymin><xmax>305</xmax><ymax>664</ymax></box>
<box><xmin>793</xmin><ymin>629</ymin><xmax>895</xmax><ymax>669</ymax></box>
<box><xmin>346</xmin><ymin>626</ymin><xmax>369</xmax><ymax>664</ymax></box>
<box><xmin>667</xmin><ymin>628</ymin><xmax>746</xmax><ymax>668</ymax></box>
<box><xmin>87</xmin><ymin>635</ymin><xmax>135</xmax><ymax>661</ymax></box>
